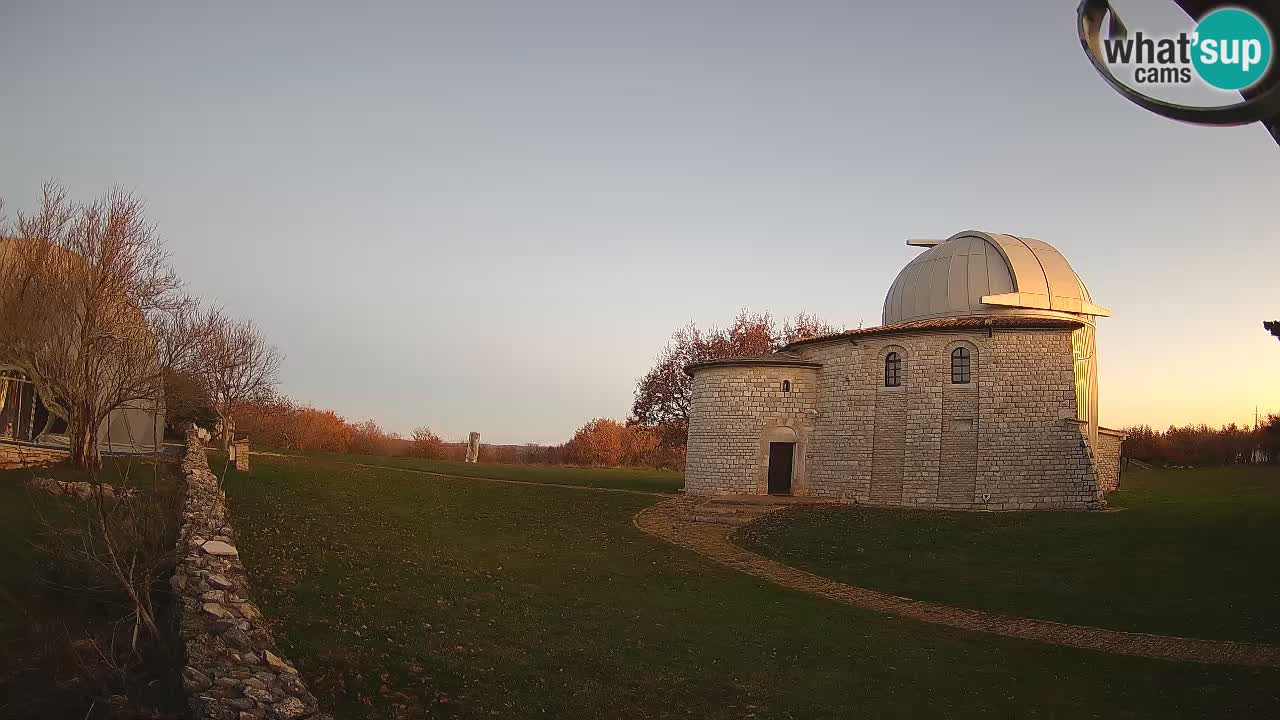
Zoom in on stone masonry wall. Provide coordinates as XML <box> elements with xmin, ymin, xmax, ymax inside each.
<box><xmin>797</xmin><ymin>338</ymin><xmax>876</xmax><ymax>501</ymax></box>
<box><xmin>685</xmin><ymin>364</ymin><xmax>819</xmax><ymax>495</ymax></box>
<box><xmin>0</xmin><ymin>441</ymin><xmax>69</xmax><ymax>469</ymax></box>
<box><xmin>799</xmin><ymin>331</ymin><xmax>1015</xmax><ymax>508</ymax></box>
<box><xmin>173</xmin><ymin>428</ymin><xmax>330</xmax><ymax>720</ymax></box>
<box><xmin>1095</xmin><ymin>427</ymin><xmax>1127</xmax><ymax>492</ymax></box>
<box><xmin>974</xmin><ymin>330</ymin><xmax>1101</xmax><ymax>510</ymax></box>
<box><xmin>687</xmin><ymin>328</ymin><xmax>1104</xmax><ymax>510</ymax></box>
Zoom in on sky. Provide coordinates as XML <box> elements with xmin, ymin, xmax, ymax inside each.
<box><xmin>2</xmin><ymin>0</ymin><xmax>1278</xmax><ymax>444</ymax></box>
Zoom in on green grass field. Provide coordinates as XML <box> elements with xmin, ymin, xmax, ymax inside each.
<box><xmin>267</xmin><ymin>451</ymin><xmax>685</xmax><ymax>494</ymax></box>
<box><xmin>739</xmin><ymin>465</ymin><xmax>1280</xmax><ymax>643</ymax></box>
<box><xmin>223</xmin><ymin>455</ymin><xmax>1279</xmax><ymax>719</ymax></box>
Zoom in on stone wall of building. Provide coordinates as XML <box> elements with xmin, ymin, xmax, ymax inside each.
<box><xmin>685</xmin><ymin>364</ymin><xmax>819</xmax><ymax>495</ymax></box>
<box><xmin>685</xmin><ymin>327</ymin><xmax>1105</xmax><ymax>510</ymax></box>
<box><xmin>0</xmin><ymin>441</ymin><xmax>69</xmax><ymax>469</ymax></box>
<box><xmin>939</xmin><ymin>348</ymin><xmax>980</xmax><ymax>506</ymax></box>
<box><xmin>173</xmin><ymin>429</ymin><xmax>330</xmax><ymax>720</ymax></box>
<box><xmin>1095</xmin><ymin>427</ymin><xmax>1127</xmax><ymax>493</ymax></box>
<box><xmin>797</xmin><ymin>330</ymin><xmax>1010</xmax><ymax>507</ymax></box>
<box><xmin>797</xmin><ymin>338</ymin><xmax>874</xmax><ymax>501</ymax></box>
<box><xmin>974</xmin><ymin>330</ymin><xmax>1101</xmax><ymax>510</ymax></box>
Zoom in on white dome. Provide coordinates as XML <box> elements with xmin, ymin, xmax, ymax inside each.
<box><xmin>882</xmin><ymin>231</ymin><xmax>1109</xmax><ymax>326</ymax></box>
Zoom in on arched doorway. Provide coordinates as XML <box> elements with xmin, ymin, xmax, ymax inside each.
<box><xmin>764</xmin><ymin>426</ymin><xmax>799</xmax><ymax>496</ymax></box>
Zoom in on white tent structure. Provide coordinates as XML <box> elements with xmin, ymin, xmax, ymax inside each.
<box><xmin>0</xmin><ymin>237</ymin><xmax>167</xmax><ymax>455</ymax></box>
<box><xmin>0</xmin><ymin>367</ymin><xmax>165</xmax><ymax>453</ymax></box>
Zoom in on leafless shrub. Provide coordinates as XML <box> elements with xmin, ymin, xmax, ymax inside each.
<box><xmin>202</xmin><ymin>314</ymin><xmax>281</xmax><ymax>449</ymax></box>
<box><xmin>17</xmin><ymin>458</ymin><xmax>185</xmax><ymax>718</ymax></box>
<box><xmin>31</xmin><ymin>464</ymin><xmax>182</xmax><ymax>655</ymax></box>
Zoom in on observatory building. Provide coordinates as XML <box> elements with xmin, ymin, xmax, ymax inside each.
<box><xmin>684</xmin><ymin>230</ymin><xmax>1126</xmax><ymax>510</ymax></box>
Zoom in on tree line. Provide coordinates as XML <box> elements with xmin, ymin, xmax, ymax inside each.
<box><xmin>222</xmin><ymin>309</ymin><xmax>840</xmax><ymax>470</ymax></box>
<box><xmin>1122</xmin><ymin>418</ymin><xmax>1280</xmax><ymax>467</ymax></box>
<box><xmin>228</xmin><ymin>397</ymin><xmax>687</xmax><ymax>469</ymax></box>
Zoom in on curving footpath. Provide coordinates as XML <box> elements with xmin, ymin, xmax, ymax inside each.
<box><xmin>634</xmin><ymin>496</ymin><xmax>1280</xmax><ymax>669</ymax></box>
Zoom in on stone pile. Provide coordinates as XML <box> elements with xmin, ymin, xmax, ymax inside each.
<box><xmin>172</xmin><ymin>427</ymin><xmax>330</xmax><ymax>720</ymax></box>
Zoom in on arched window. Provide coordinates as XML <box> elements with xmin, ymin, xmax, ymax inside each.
<box><xmin>781</xmin><ymin>380</ymin><xmax>791</xmax><ymax>393</ymax></box>
<box><xmin>884</xmin><ymin>352</ymin><xmax>901</xmax><ymax>387</ymax></box>
<box><xmin>951</xmin><ymin>347</ymin><xmax>971</xmax><ymax>384</ymax></box>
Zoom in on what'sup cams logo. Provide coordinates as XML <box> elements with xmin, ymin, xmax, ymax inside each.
<box><xmin>1078</xmin><ymin>1</ymin><xmax>1280</xmax><ymax>143</ymax></box>
<box><xmin>1100</xmin><ymin>6</ymin><xmax>1273</xmax><ymax>90</ymax></box>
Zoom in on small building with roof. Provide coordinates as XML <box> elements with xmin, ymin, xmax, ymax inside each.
<box><xmin>684</xmin><ymin>230</ymin><xmax>1126</xmax><ymax>510</ymax></box>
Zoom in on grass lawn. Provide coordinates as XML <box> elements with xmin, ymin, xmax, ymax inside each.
<box><xmin>223</xmin><ymin>455</ymin><xmax>1279</xmax><ymax>719</ymax></box>
<box><xmin>0</xmin><ymin>456</ymin><xmax>184</xmax><ymax>719</ymax></box>
<box><xmin>739</xmin><ymin>465</ymin><xmax>1280</xmax><ymax>644</ymax></box>
<box><xmin>275</xmin><ymin>450</ymin><xmax>685</xmax><ymax>494</ymax></box>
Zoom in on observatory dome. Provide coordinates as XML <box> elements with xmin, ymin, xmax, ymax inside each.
<box><xmin>882</xmin><ymin>230</ymin><xmax>1110</xmax><ymax>326</ymax></box>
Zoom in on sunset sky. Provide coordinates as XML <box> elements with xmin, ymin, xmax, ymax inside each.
<box><xmin>3</xmin><ymin>0</ymin><xmax>1278</xmax><ymax>444</ymax></box>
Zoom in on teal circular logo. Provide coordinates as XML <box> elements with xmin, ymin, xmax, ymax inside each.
<box><xmin>1191</xmin><ymin>8</ymin><xmax>1273</xmax><ymax>90</ymax></box>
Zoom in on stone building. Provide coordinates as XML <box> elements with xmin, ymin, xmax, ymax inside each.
<box><xmin>684</xmin><ymin>230</ymin><xmax>1126</xmax><ymax>510</ymax></box>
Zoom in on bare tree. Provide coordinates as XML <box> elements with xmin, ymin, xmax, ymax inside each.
<box><xmin>204</xmin><ymin>314</ymin><xmax>281</xmax><ymax>449</ymax></box>
<box><xmin>24</xmin><ymin>449</ymin><xmax>187</xmax><ymax>702</ymax></box>
<box><xmin>155</xmin><ymin>299</ymin><xmax>222</xmax><ymax>436</ymax></box>
<box><xmin>1</xmin><ymin>187</ymin><xmax>199</xmax><ymax>684</ymax></box>
<box><xmin>0</xmin><ymin>182</ymin><xmax>184</xmax><ymax>467</ymax></box>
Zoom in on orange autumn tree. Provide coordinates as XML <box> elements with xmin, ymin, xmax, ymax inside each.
<box><xmin>566</xmin><ymin>418</ymin><xmax>627</xmax><ymax>466</ymax></box>
<box><xmin>409</xmin><ymin>426</ymin><xmax>450</xmax><ymax>459</ymax></box>
<box><xmin>290</xmin><ymin>406</ymin><xmax>356</xmax><ymax>452</ymax></box>
<box><xmin>621</xmin><ymin>423</ymin><xmax>661</xmax><ymax>466</ymax></box>
<box><xmin>563</xmin><ymin>418</ymin><xmax>672</xmax><ymax>467</ymax></box>
<box><xmin>235</xmin><ymin>397</ymin><xmax>356</xmax><ymax>452</ymax></box>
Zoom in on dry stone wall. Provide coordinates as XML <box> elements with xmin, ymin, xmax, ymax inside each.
<box><xmin>173</xmin><ymin>428</ymin><xmax>330</xmax><ymax>720</ymax></box>
<box><xmin>0</xmin><ymin>442</ymin><xmax>68</xmax><ymax>469</ymax></box>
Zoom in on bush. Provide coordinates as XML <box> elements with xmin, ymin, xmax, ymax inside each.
<box><xmin>564</xmin><ymin>418</ymin><xmax>676</xmax><ymax>468</ymax></box>
<box><xmin>349</xmin><ymin>419</ymin><xmax>399</xmax><ymax>456</ymax></box>
<box><xmin>408</xmin><ymin>426</ymin><xmax>450</xmax><ymax>459</ymax></box>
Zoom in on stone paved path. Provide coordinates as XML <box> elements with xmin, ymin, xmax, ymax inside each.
<box><xmin>635</xmin><ymin>496</ymin><xmax>1280</xmax><ymax>669</ymax></box>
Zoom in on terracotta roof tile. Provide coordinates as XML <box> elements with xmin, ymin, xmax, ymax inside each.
<box><xmin>684</xmin><ymin>352</ymin><xmax>822</xmax><ymax>376</ymax></box>
<box><xmin>784</xmin><ymin>316</ymin><xmax>1083</xmax><ymax>349</ymax></box>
